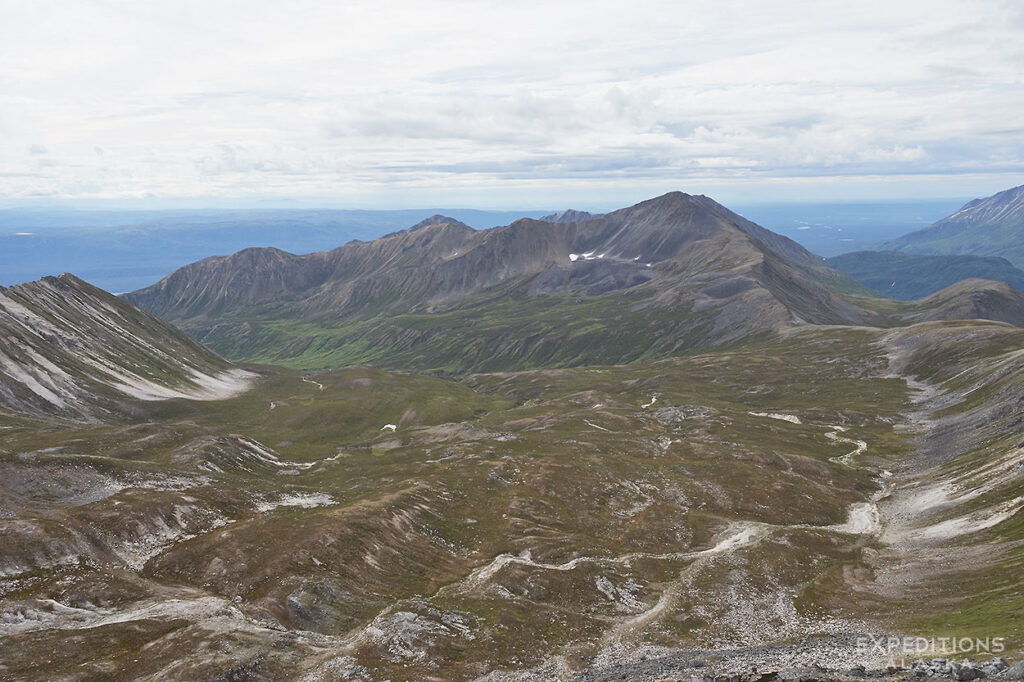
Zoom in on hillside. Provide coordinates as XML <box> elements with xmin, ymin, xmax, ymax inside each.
<box><xmin>825</xmin><ymin>250</ymin><xmax>1024</xmax><ymax>299</ymax></box>
<box><xmin>127</xmin><ymin>192</ymin><xmax>879</xmax><ymax>372</ymax></box>
<box><xmin>0</xmin><ymin>273</ymin><xmax>253</xmax><ymax>421</ymax></box>
<box><xmin>885</xmin><ymin>183</ymin><xmax>1024</xmax><ymax>267</ymax></box>
<box><xmin>896</xmin><ymin>278</ymin><xmax>1024</xmax><ymax>327</ymax></box>
<box><xmin>3</xmin><ymin>319</ymin><xmax>1024</xmax><ymax>679</ymax></box>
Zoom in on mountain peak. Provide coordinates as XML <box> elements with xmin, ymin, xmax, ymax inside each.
<box><xmin>539</xmin><ymin>209</ymin><xmax>598</xmax><ymax>223</ymax></box>
<box><xmin>618</xmin><ymin>190</ymin><xmax>726</xmax><ymax>218</ymax></box>
<box><xmin>947</xmin><ymin>183</ymin><xmax>1024</xmax><ymax>221</ymax></box>
<box><xmin>409</xmin><ymin>214</ymin><xmax>472</xmax><ymax>231</ymax></box>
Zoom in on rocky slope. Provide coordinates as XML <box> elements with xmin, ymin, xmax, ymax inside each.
<box><xmin>0</xmin><ymin>273</ymin><xmax>253</xmax><ymax>421</ymax></box>
<box><xmin>886</xmin><ymin>183</ymin><xmax>1024</xmax><ymax>268</ymax></box>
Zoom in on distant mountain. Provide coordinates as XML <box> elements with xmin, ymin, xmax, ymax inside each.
<box><xmin>403</xmin><ymin>214</ymin><xmax>474</xmax><ymax>232</ymax></box>
<box><xmin>825</xmin><ymin>250</ymin><xmax>1024</xmax><ymax>300</ymax></box>
<box><xmin>126</xmin><ymin>192</ymin><xmax>879</xmax><ymax>373</ymax></box>
<box><xmin>0</xmin><ymin>274</ymin><xmax>253</xmax><ymax>421</ymax></box>
<box><xmin>539</xmin><ymin>209</ymin><xmax>599</xmax><ymax>223</ymax></box>
<box><xmin>885</xmin><ymin>184</ymin><xmax>1024</xmax><ymax>267</ymax></box>
<box><xmin>897</xmin><ymin>278</ymin><xmax>1024</xmax><ymax>327</ymax></box>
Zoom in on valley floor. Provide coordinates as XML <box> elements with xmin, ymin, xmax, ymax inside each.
<box><xmin>2</xmin><ymin>323</ymin><xmax>1023</xmax><ymax>680</ymax></box>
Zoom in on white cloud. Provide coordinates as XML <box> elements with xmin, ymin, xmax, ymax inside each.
<box><xmin>0</xmin><ymin>0</ymin><xmax>1022</xmax><ymax>205</ymax></box>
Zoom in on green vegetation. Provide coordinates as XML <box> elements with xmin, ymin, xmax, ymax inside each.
<box><xmin>189</xmin><ymin>289</ymin><xmax>708</xmax><ymax>374</ymax></box>
<box><xmin>826</xmin><ymin>250</ymin><xmax>1024</xmax><ymax>300</ymax></box>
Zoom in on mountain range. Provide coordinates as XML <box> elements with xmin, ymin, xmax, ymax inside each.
<box><xmin>124</xmin><ymin>191</ymin><xmax>1024</xmax><ymax>373</ymax></box>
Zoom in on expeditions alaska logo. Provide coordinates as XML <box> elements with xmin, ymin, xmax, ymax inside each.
<box><xmin>858</xmin><ymin>635</ymin><xmax>1006</xmax><ymax>666</ymax></box>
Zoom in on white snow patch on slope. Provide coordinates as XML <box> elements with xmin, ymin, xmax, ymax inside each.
<box><xmin>902</xmin><ymin>496</ymin><xmax>1024</xmax><ymax>542</ymax></box>
<box><xmin>244</xmin><ymin>438</ymin><xmax>315</xmax><ymax>469</ymax></box>
<box><xmin>703</xmin><ymin>523</ymin><xmax>768</xmax><ymax>553</ymax></box>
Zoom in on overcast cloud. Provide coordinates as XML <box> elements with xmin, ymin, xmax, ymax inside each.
<box><xmin>1</xmin><ymin>0</ymin><xmax>1023</xmax><ymax>207</ymax></box>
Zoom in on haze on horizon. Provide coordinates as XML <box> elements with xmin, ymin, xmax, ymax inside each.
<box><xmin>2</xmin><ymin>0</ymin><xmax>1023</xmax><ymax>210</ymax></box>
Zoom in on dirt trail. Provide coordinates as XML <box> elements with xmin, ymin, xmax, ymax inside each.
<box><xmin>598</xmin><ymin>522</ymin><xmax>769</xmax><ymax>645</ymax></box>
<box><xmin>302</xmin><ymin>376</ymin><xmax>325</xmax><ymax>391</ymax></box>
<box><xmin>825</xmin><ymin>426</ymin><xmax>867</xmax><ymax>468</ymax></box>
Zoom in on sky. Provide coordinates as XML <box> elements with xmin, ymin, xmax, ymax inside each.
<box><xmin>2</xmin><ymin>0</ymin><xmax>1023</xmax><ymax>209</ymax></box>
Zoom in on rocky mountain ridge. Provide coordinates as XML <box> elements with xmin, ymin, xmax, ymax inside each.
<box><xmin>125</xmin><ymin>191</ymin><xmax>1024</xmax><ymax>373</ymax></box>
<box><xmin>0</xmin><ymin>273</ymin><xmax>253</xmax><ymax>421</ymax></box>
<box><xmin>125</xmin><ymin>192</ymin><xmax>880</xmax><ymax>371</ymax></box>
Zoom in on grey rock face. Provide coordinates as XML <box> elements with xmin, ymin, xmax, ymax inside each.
<box><xmin>1003</xmin><ymin>661</ymin><xmax>1024</xmax><ymax>680</ymax></box>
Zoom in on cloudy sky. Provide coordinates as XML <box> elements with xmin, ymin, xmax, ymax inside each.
<box><xmin>2</xmin><ymin>0</ymin><xmax>1023</xmax><ymax>208</ymax></box>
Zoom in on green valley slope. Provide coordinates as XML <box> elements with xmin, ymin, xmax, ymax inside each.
<box><xmin>826</xmin><ymin>250</ymin><xmax>1024</xmax><ymax>300</ymax></box>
